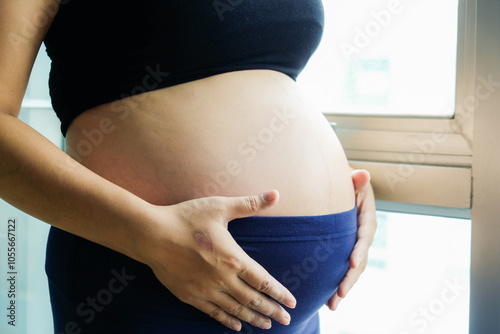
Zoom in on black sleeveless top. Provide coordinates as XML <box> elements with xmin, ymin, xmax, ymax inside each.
<box><xmin>43</xmin><ymin>0</ymin><xmax>325</xmax><ymax>135</ymax></box>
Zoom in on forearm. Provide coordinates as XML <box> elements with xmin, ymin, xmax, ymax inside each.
<box><xmin>0</xmin><ymin>112</ymin><xmax>156</xmax><ymax>262</ymax></box>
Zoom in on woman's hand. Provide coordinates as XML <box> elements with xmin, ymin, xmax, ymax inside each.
<box><xmin>326</xmin><ymin>169</ymin><xmax>377</xmax><ymax>310</ymax></box>
<box><xmin>144</xmin><ymin>190</ymin><xmax>296</xmax><ymax>331</ymax></box>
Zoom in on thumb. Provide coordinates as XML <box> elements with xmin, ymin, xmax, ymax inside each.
<box><xmin>226</xmin><ymin>190</ymin><xmax>279</xmax><ymax>220</ymax></box>
<box><xmin>351</xmin><ymin>169</ymin><xmax>371</xmax><ymax>191</ymax></box>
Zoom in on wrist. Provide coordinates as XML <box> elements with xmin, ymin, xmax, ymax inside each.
<box><xmin>120</xmin><ymin>200</ymin><xmax>177</xmax><ymax>266</ymax></box>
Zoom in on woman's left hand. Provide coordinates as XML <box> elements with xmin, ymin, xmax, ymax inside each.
<box><xmin>326</xmin><ymin>169</ymin><xmax>377</xmax><ymax>310</ymax></box>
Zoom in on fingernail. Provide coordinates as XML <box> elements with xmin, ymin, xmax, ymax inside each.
<box><xmin>285</xmin><ymin>298</ymin><xmax>297</xmax><ymax>309</ymax></box>
<box><xmin>333</xmin><ymin>298</ymin><xmax>342</xmax><ymax>311</ymax></box>
<box><xmin>351</xmin><ymin>255</ymin><xmax>361</xmax><ymax>269</ymax></box>
<box><xmin>355</xmin><ymin>255</ymin><xmax>364</xmax><ymax>268</ymax></box>
<box><xmin>261</xmin><ymin>191</ymin><xmax>274</xmax><ymax>202</ymax></box>
<box><xmin>231</xmin><ymin>321</ymin><xmax>242</xmax><ymax>331</ymax></box>
<box><xmin>259</xmin><ymin>319</ymin><xmax>272</xmax><ymax>329</ymax></box>
<box><xmin>280</xmin><ymin>313</ymin><xmax>291</xmax><ymax>326</ymax></box>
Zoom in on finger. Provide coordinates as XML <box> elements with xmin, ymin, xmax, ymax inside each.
<box><xmin>352</xmin><ymin>203</ymin><xmax>377</xmax><ymax>267</ymax></box>
<box><xmin>211</xmin><ymin>292</ymin><xmax>273</xmax><ymax>330</ymax></box>
<box><xmin>338</xmin><ymin>257</ymin><xmax>367</xmax><ymax>299</ymax></box>
<box><xmin>225</xmin><ymin>190</ymin><xmax>280</xmax><ymax>220</ymax></box>
<box><xmin>196</xmin><ymin>300</ymin><xmax>243</xmax><ymax>331</ymax></box>
<box><xmin>351</xmin><ymin>206</ymin><xmax>377</xmax><ymax>267</ymax></box>
<box><xmin>349</xmin><ymin>222</ymin><xmax>375</xmax><ymax>268</ymax></box>
<box><xmin>351</xmin><ymin>169</ymin><xmax>371</xmax><ymax>191</ymax></box>
<box><xmin>228</xmin><ymin>276</ymin><xmax>291</xmax><ymax>326</ymax></box>
<box><xmin>326</xmin><ymin>291</ymin><xmax>343</xmax><ymax>311</ymax></box>
<box><xmin>238</xmin><ymin>258</ymin><xmax>296</xmax><ymax>310</ymax></box>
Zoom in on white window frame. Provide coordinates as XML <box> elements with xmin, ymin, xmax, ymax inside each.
<box><xmin>324</xmin><ymin>0</ymin><xmax>476</xmax><ymax>209</ymax></box>
<box><xmin>469</xmin><ymin>0</ymin><xmax>500</xmax><ymax>332</ymax></box>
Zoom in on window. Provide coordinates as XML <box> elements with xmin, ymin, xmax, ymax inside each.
<box><xmin>299</xmin><ymin>0</ymin><xmax>459</xmax><ymax>118</ymax></box>
<box><xmin>319</xmin><ymin>211</ymin><xmax>471</xmax><ymax>334</ymax></box>
<box><xmin>298</xmin><ymin>0</ymin><xmax>475</xmax><ymax>210</ymax></box>
<box><xmin>296</xmin><ymin>1</ymin><xmax>477</xmax><ymax>332</ymax></box>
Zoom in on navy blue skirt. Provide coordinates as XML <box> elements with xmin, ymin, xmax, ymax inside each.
<box><xmin>46</xmin><ymin>207</ymin><xmax>357</xmax><ymax>334</ymax></box>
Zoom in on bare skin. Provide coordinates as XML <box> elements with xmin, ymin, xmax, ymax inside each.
<box><xmin>0</xmin><ymin>0</ymin><xmax>376</xmax><ymax>331</ymax></box>
<box><xmin>66</xmin><ymin>70</ymin><xmax>356</xmax><ymax>215</ymax></box>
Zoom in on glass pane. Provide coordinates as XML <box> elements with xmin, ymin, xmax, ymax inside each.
<box><xmin>25</xmin><ymin>49</ymin><xmax>52</xmax><ymax>101</ymax></box>
<box><xmin>299</xmin><ymin>0</ymin><xmax>459</xmax><ymax>117</ymax></box>
<box><xmin>0</xmin><ymin>202</ymin><xmax>53</xmax><ymax>334</ymax></box>
<box><xmin>319</xmin><ymin>210</ymin><xmax>471</xmax><ymax>334</ymax></box>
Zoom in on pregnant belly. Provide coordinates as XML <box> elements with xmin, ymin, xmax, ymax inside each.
<box><xmin>65</xmin><ymin>70</ymin><xmax>355</xmax><ymax>216</ymax></box>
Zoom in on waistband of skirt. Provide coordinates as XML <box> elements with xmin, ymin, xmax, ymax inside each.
<box><xmin>228</xmin><ymin>206</ymin><xmax>358</xmax><ymax>242</ymax></box>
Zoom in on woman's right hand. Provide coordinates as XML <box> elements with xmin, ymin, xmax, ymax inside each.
<box><xmin>141</xmin><ymin>190</ymin><xmax>296</xmax><ymax>331</ymax></box>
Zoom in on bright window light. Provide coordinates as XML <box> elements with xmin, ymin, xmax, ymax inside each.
<box><xmin>299</xmin><ymin>0</ymin><xmax>459</xmax><ymax>117</ymax></box>
<box><xmin>319</xmin><ymin>210</ymin><xmax>471</xmax><ymax>334</ymax></box>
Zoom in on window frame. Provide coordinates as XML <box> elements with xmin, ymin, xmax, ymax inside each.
<box><xmin>323</xmin><ymin>0</ymin><xmax>476</xmax><ymax>209</ymax></box>
<box><xmin>469</xmin><ymin>0</ymin><xmax>500</xmax><ymax>332</ymax></box>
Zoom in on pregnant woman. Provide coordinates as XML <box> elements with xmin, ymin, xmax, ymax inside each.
<box><xmin>0</xmin><ymin>0</ymin><xmax>376</xmax><ymax>333</ymax></box>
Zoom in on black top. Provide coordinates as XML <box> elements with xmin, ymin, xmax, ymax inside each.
<box><xmin>44</xmin><ymin>0</ymin><xmax>325</xmax><ymax>135</ymax></box>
